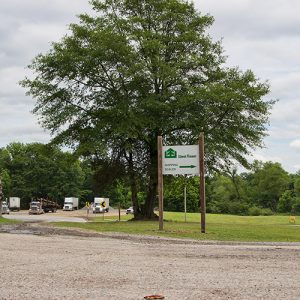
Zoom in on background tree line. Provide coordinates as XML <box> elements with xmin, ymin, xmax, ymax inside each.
<box><xmin>0</xmin><ymin>142</ymin><xmax>299</xmax><ymax>215</ymax></box>
<box><xmin>163</xmin><ymin>161</ymin><xmax>300</xmax><ymax>216</ymax></box>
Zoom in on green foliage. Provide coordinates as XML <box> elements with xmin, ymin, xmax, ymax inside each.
<box><xmin>248</xmin><ymin>206</ymin><xmax>261</xmax><ymax>216</ymax></box>
<box><xmin>277</xmin><ymin>190</ymin><xmax>295</xmax><ymax>213</ymax></box>
<box><xmin>164</xmin><ymin>176</ymin><xmax>199</xmax><ymax>212</ymax></box>
<box><xmin>292</xmin><ymin>198</ymin><xmax>300</xmax><ymax>214</ymax></box>
<box><xmin>260</xmin><ymin>208</ymin><xmax>275</xmax><ymax>216</ymax></box>
<box><xmin>0</xmin><ymin>143</ymin><xmax>86</xmax><ymax>208</ymax></box>
<box><xmin>248</xmin><ymin>206</ymin><xmax>274</xmax><ymax>216</ymax></box>
<box><xmin>294</xmin><ymin>176</ymin><xmax>300</xmax><ymax>197</ymax></box>
<box><xmin>209</xmin><ymin>201</ymin><xmax>249</xmax><ymax>215</ymax></box>
<box><xmin>21</xmin><ymin>0</ymin><xmax>272</xmax><ymax>218</ymax></box>
<box><xmin>1</xmin><ymin>169</ymin><xmax>11</xmax><ymax>198</ymax></box>
<box><xmin>247</xmin><ymin>161</ymin><xmax>289</xmax><ymax>211</ymax></box>
<box><xmin>105</xmin><ymin>180</ymin><xmax>132</xmax><ymax>208</ymax></box>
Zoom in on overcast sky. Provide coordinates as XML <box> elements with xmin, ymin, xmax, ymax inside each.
<box><xmin>0</xmin><ymin>0</ymin><xmax>299</xmax><ymax>172</ymax></box>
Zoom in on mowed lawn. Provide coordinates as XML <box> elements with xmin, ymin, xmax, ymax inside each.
<box><xmin>54</xmin><ymin>212</ymin><xmax>300</xmax><ymax>243</ymax></box>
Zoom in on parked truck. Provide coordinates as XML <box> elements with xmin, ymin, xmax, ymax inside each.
<box><xmin>41</xmin><ymin>198</ymin><xmax>60</xmax><ymax>213</ymax></box>
<box><xmin>63</xmin><ymin>197</ymin><xmax>79</xmax><ymax>211</ymax></box>
<box><xmin>93</xmin><ymin>198</ymin><xmax>109</xmax><ymax>213</ymax></box>
<box><xmin>29</xmin><ymin>201</ymin><xmax>44</xmax><ymax>215</ymax></box>
<box><xmin>9</xmin><ymin>197</ymin><xmax>20</xmax><ymax>211</ymax></box>
<box><xmin>29</xmin><ymin>198</ymin><xmax>59</xmax><ymax>214</ymax></box>
<box><xmin>1</xmin><ymin>201</ymin><xmax>10</xmax><ymax>214</ymax></box>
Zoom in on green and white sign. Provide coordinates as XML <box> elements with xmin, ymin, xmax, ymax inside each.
<box><xmin>162</xmin><ymin>145</ymin><xmax>199</xmax><ymax>175</ymax></box>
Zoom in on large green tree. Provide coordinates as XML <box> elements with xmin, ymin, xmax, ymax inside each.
<box><xmin>21</xmin><ymin>0</ymin><xmax>272</xmax><ymax>218</ymax></box>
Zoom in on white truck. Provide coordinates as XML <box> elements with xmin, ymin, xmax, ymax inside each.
<box><xmin>1</xmin><ymin>201</ymin><xmax>10</xmax><ymax>214</ymax></box>
<box><xmin>63</xmin><ymin>197</ymin><xmax>79</xmax><ymax>211</ymax></box>
<box><xmin>28</xmin><ymin>201</ymin><xmax>44</xmax><ymax>215</ymax></box>
<box><xmin>9</xmin><ymin>197</ymin><xmax>20</xmax><ymax>211</ymax></box>
<box><xmin>93</xmin><ymin>198</ymin><xmax>109</xmax><ymax>213</ymax></box>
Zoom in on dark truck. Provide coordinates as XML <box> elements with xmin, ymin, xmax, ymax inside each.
<box><xmin>29</xmin><ymin>198</ymin><xmax>60</xmax><ymax>214</ymax></box>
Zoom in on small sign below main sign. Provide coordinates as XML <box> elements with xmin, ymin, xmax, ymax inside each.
<box><xmin>162</xmin><ymin>145</ymin><xmax>199</xmax><ymax>175</ymax></box>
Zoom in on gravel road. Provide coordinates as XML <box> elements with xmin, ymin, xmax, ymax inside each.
<box><xmin>3</xmin><ymin>214</ymin><xmax>87</xmax><ymax>223</ymax></box>
<box><xmin>1</xmin><ymin>225</ymin><xmax>300</xmax><ymax>300</ymax></box>
<box><xmin>2</xmin><ymin>209</ymin><xmax>123</xmax><ymax>223</ymax></box>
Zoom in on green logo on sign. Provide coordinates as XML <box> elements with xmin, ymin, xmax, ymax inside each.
<box><xmin>165</xmin><ymin>148</ymin><xmax>177</xmax><ymax>158</ymax></box>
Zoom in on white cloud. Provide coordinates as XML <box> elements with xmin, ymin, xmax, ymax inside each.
<box><xmin>197</xmin><ymin>0</ymin><xmax>300</xmax><ymax>40</ymax></box>
<box><xmin>270</xmin><ymin>100</ymin><xmax>300</xmax><ymax>124</ymax></box>
<box><xmin>290</xmin><ymin>140</ymin><xmax>300</xmax><ymax>150</ymax></box>
<box><xmin>251</xmin><ymin>152</ymin><xmax>282</xmax><ymax>164</ymax></box>
<box><xmin>270</xmin><ymin>72</ymin><xmax>300</xmax><ymax>100</ymax></box>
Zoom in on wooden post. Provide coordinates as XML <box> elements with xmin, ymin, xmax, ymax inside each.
<box><xmin>0</xmin><ymin>177</ymin><xmax>3</xmax><ymax>214</ymax></box>
<box><xmin>184</xmin><ymin>184</ymin><xmax>187</xmax><ymax>223</ymax></box>
<box><xmin>199</xmin><ymin>133</ymin><xmax>206</xmax><ymax>233</ymax></box>
<box><xmin>118</xmin><ymin>202</ymin><xmax>121</xmax><ymax>222</ymax></box>
<box><xmin>158</xmin><ymin>136</ymin><xmax>164</xmax><ymax>230</ymax></box>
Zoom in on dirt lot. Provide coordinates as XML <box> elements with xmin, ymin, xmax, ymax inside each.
<box><xmin>6</xmin><ymin>208</ymin><xmax>124</xmax><ymax>218</ymax></box>
<box><xmin>1</xmin><ymin>224</ymin><xmax>300</xmax><ymax>300</ymax></box>
<box><xmin>3</xmin><ymin>208</ymin><xmax>125</xmax><ymax>223</ymax></box>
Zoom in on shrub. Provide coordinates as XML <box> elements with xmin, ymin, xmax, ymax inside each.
<box><xmin>248</xmin><ymin>206</ymin><xmax>261</xmax><ymax>216</ymax></box>
<box><xmin>248</xmin><ymin>206</ymin><xmax>274</xmax><ymax>216</ymax></box>
<box><xmin>208</xmin><ymin>201</ymin><xmax>249</xmax><ymax>215</ymax></box>
<box><xmin>277</xmin><ymin>190</ymin><xmax>295</xmax><ymax>213</ymax></box>
<box><xmin>260</xmin><ymin>208</ymin><xmax>274</xmax><ymax>216</ymax></box>
<box><xmin>292</xmin><ymin>198</ymin><xmax>300</xmax><ymax>214</ymax></box>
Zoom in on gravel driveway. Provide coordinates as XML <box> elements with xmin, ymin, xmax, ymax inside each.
<box><xmin>1</xmin><ymin>225</ymin><xmax>300</xmax><ymax>300</ymax></box>
<box><xmin>2</xmin><ymin>209</ymin><xmax>124</xmax><ymax>223</ymax></box>
<box><xmin>3</xmin><ymin>214</ymin><xmax>87</xmax><ymax>223</ymax></box>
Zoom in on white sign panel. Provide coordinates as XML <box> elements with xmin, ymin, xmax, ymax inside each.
<box><xmin>162</xmin><ymin>145</ymin><xmax>199</xmax><ymax>175</ymax></box>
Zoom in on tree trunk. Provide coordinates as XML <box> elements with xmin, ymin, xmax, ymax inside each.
<box><xmin>0</xmin><ymin>177</ymin><xmax>3</xmax><ymax>214</ymax></box>
<box><xmin>141</xmin><ymin>145</ymin><xmax>158</xmax><ymax>219</ymax></box>
<box><xmin>128</xmin><ymin>151</ymin><xmax>140</xmax><ymax>218</ymax></box>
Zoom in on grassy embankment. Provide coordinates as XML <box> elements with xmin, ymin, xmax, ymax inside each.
<box><xmin>0</xmin><ymin>216</ymin><xmax>20</xmax><ymax>224</ymax></box>
<box><xmin>54</xmin><ymin>212</ymin><xmax>300</xmax><ymax>242</ymax></box>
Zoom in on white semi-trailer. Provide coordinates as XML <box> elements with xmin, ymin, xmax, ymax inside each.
<box><xmin>63</xmin><ymin>197</ymin><xmax>79</xmax><ymax>211</ymax></box>
<box><xmin>9</xmin><ymin>197</ymin><xmax>20</xmax><ymax>211</ymax></box>
<box><xmin>93</xmin><ymin>198</ymin><xmax>109</xmax><ymax>213</ymax></box>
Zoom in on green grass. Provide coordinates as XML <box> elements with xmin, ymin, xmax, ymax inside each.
<box><xmin>0</xmin><ymin>216</ymin><xmax>20</xmax><ymax>224</ymax></box>
<box><xmin>54</xmin><ymin>212</ymin><xmax>300</xmax><ymax>243</ymax></box>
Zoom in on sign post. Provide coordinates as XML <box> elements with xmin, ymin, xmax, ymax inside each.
<box><xmin>158</xmin><ymin>136</ymin><xmax>164</xmax><ymax>230</ymax></box>
<box><xmin>199</xmin><ymin>133</ymin><xmax>206</xmax><ymax>233</ymax></box>
<box><xmin>158</xmin><ymin>134</ymin><xmax>206</xmax><ymax>233</ymax></box>
<box><xmin>184</xmin><ymin>184</ymin><xmax>187</xmax><ymax>223</ymax></box>
<box><xmin>86</xmin><ymin>201</ymin><xmax>90</xmax><ymax>218</ymax></box>
<box><xmin>0</xmin><ymin>177</ymin><xmax>3</xmax><ymax>215</ymax></box>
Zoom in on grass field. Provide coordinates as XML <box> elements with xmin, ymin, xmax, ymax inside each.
<box><xmin>54</xmin><ymin>212</ymin><xmax>300</xmax><ymax>242</ymax></box>
<box><xmin>0</xmin><ymin>216</ymin><xmax>19</xmax><ymax>224</ymax></box>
